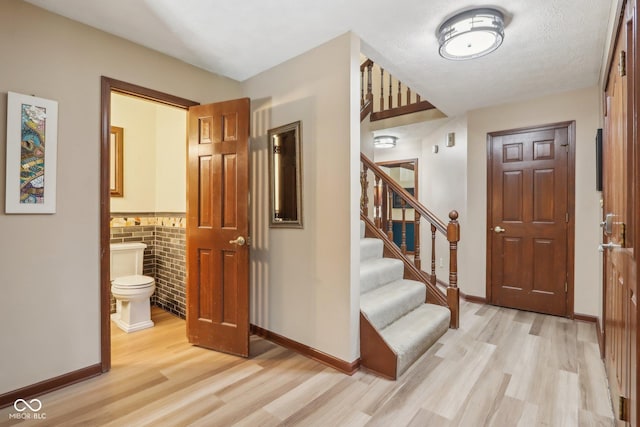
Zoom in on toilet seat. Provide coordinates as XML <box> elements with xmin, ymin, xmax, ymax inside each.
<box><xmin>112</xmin><ymin>274</ymin><xmax>154</xmax><ymax>288</ymax></box>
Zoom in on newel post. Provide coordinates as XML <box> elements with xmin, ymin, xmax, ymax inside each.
<box><xmin>447</xmin><ymin>210</ymin><xmax>460</xmax><ymax>329</ymax></box>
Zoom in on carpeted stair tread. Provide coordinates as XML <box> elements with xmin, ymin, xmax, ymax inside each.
<box><xmin>360</xmin><ymin>237</ymin><xmax>383</xmax><ymax>262</ymax></box>
<box><xmin>360</xmin><ymin>257</ymin><xmax>405</xmax><ymax>294</ymax></box>
<box><xmin>380</xmin><ymin>303</ymin><xmax>451</xmax><ymax>376</ymax></box>
<box><xmin>360</xmin><ymin>279</ymin><xmax>426</xmax><ymax>330</ymax></box>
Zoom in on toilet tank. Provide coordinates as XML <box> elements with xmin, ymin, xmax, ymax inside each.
<box><xmin>110</xmin><ymin>242</ymin><xmax>147</xmax><ymax>279</ymax></box>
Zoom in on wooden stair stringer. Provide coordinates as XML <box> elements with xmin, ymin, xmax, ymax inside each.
<box><xmin>359</xmin><ymin>312</ymin><xmax>397</xmax><ymax>379</ymax></box>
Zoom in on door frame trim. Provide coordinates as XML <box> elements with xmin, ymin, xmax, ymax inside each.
<box><xmin>485</xmin><ymin>120</ymin><xmax>576</xmax><ymax>317</ymax></box>
<box><xmin>99</xmin><ymin>77</ymin><xmax>198</xmax><ymax>372</ymax></box>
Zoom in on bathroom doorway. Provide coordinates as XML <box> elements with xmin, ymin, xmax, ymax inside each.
<box><xmin>100</xmin><ymin>78</ymin><xmax>198</xmax><ymax>372</ymax></box>
<box><xmin>100</xmin><ymin>77</ymin><xmax>252</xmax><ymax>371</ymax></box>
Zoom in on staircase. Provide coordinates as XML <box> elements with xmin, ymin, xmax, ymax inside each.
<box><xmin>358</xmin><ymin>59</ymin><xmax>459</xmax><ymax>379</ymax></box>
<box><xmin>360</xmin><ymin>220</ymin><xmax>450</xmax><ymax>378</ymax></box>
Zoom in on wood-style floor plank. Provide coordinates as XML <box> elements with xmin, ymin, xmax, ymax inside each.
<box><xmin>0</xmin><ymin>302</ymin><xmax>614</xmax><ymax>426</ymax></box>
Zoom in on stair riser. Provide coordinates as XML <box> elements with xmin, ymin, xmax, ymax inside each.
<box><xmin>360</xmin><ymin>260</ymin><xmax>404</xmax><ymax>294</ymax></box>
<box><xmin>361</xmin><ymin>282</ymin><xmax>426</xmax><ymax>330</ymax></box>
<box><xmin>360</xmin><ymin>238</ymin><xmax>383</xmax><ymax>262</ymax></box>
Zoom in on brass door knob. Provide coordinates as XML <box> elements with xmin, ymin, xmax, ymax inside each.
<box><xmin>493</xmin><ymin>226</ymin><xmax>506</xmax><ymax>233</ymax></box>
<box><xmin>229</xmin><ymin>236</ymin><xmax>246</xmax><ymax>246</ymax></box>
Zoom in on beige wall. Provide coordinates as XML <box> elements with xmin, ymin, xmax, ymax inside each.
<box><xmin>243</xmin><ymin>32</ymin><xmax>361</xmax><ymax>362</ymax></box>
<box><xmin>0</xmin><ymin>0</ymin><xmax>241</xmax><ymax>394</ymax></box>
<box><xmin>110</xmin><ymin>93</ymin><xmax>187</xmax><ymax>213</ymax></box>
<box><xmin>466</xmin><ymin>86</ymin><xmax>602</xmax><ymax>317</ymax></box>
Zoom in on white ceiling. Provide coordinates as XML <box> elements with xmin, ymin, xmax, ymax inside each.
<box><xmin>23</xmin><ymin>0</ymin><xmax>614</xmax><ymax>116</ymax></box>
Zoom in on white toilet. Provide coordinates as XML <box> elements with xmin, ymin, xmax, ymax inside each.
<box><xmin>110</xmin><ymin>242</ymin><xmax>156</xmax><ymax>333</ymax></box>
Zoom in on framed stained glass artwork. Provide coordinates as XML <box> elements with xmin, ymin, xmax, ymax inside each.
<box><xmin>5</xmin><ymin>92</ymin><xmax>58</xmax><ymax>214</ymax></box>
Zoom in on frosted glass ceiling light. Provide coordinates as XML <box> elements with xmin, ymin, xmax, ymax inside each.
<box><xmin>438</xmin><ymin>8</ymin><xmax>504</xmax><ymax>60</ymax></box>
<box><xmin>373</xmin><ymin>135</ymin><xmax>397</xmax><ymax>148</ymax></box>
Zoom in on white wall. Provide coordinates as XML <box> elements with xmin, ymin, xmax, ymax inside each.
<box><xmin>0</xmin><ymin>0</ymin><xmax>241</xmax><ymax>395</ymax></box>
<box><xmin>243</xmin><ymin>33</ymin><xmax>361</xmax><ymax>363</ymax></box>
<box><xmin>467</xmin><ymin>86</ymin><xmax>602</xmax><ymax>317</ymax></box>
<box><xmin>110</xmin><ymin>93</ymin><xmax>187</xmax><ymax>213</ymax></box>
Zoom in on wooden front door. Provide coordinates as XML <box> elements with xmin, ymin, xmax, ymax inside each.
<box><xmin>186</xmin><ymin>98</ymin><xmax>250</xmax><ymax>357</ymax></box>
<box><xmin>603</xmin><ymin>2</ymin><xmax>637</xmax><ymax>423</ymax></box>
<box><xmin>487</xmin><ymin>122</ymin><xmax>574</xmax><ymax>316</ymax></box>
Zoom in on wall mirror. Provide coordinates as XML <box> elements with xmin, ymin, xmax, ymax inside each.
<box><xmin>268</xmin><ymin>121</ymin><xmax>303</xmax><ymax>228</ymax></box>
<box><xmin>110</xmin><ymin>126</ymin><xmax>124</xmax><ymax>197</ymax></box>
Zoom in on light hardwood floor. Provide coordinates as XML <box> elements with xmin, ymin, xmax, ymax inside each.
<box><xmin>0</xmin><ymin>301</ymin><xmax>614</xmax><ymax>426</ymax></box>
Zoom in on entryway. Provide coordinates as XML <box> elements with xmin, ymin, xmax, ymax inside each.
<box><xmin>486</xmin><ymin>122</ymin><xmax>575</xmax><ymax>317</ymax></box>
<box><xmin>99</xmin><ymin>77</ymin><xmax>251</xmax><ymax>371</ymax></box>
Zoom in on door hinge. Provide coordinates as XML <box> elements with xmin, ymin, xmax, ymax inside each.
<box><xmin>619</xmin><ymin>50</ymin><xmax>627</xmax><ymax>77</ymax></box>
<box><xmin>565</xmin><ymin>212</ymin><xmax>569</xmax><ymax>223</ymax></box>
<box><xmin>565</xmin><ymin>282</ymin><xmax>568</xmax><ymax>293</ymax></box>
<box><xmin>619</xmin><ymin>395</ymin><xmax>629</xmax><ymax>421</ymax></box>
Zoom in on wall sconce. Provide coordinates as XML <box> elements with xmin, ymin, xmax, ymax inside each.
<box><xmin>446</xmin><ymin>132</ymin><xmax>455</xmax><ymax>147</ymax></box>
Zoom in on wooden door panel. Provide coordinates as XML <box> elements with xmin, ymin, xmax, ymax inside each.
<box><xmin>502</xmin><ymin>171</ymin><xmax>524</xmax><ymax>221</ymax></box>
<box><xmin>223</xmin><ymin>154</ymin><xmax>238</xmax><ymax>228</ymax></box>
<box><xmin>532</xmin><ymin>169</ymin><xmax>555</xmax><ymax>222</ymax></box>
<box><xmin>187</xmin><ymin>98</ymin><xmax>250</xmax><ymax>357</ymax></box>
<box><xmin>488</xmin><ymin>125</ymin><xmax>571</xmax><ymax>316</ymax></box>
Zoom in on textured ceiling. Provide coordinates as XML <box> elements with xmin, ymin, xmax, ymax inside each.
<box><xmin>23</xmin><ymin>0</ymin><xmax>614</xmax><ymax>116</ymax></box>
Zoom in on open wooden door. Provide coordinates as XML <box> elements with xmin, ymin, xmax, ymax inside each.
<box><xmin>186</xmin><ymin>98</ymin><xmax>250</xmax><ymax>357</ymax></box>
<box><xmin>603</xmin><ymin>2</ymin><xmax>637</xmax><ymax>424</ymax></box>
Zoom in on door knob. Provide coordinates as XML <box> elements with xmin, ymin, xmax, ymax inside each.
<box><xmin>493</xmin><ymin>226</ymin><xmax>506</xmax><ymax>233</ymax></box>
<box><xmin>599</xmin><ymin>242</ymin><xmax>621</xmax><ymax>252</ymax></box>
<box><xmin>229</xmin><ymin>236</ymin><xmax>246</xmax><ymax>246</ymax></box>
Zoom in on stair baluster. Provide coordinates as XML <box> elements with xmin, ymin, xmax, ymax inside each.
<box><xmin>360</xmin><ymin>165</ymin><xmax>369</xmax><ymax>216</ymax></box>
<box><xmin>414</xmin><ymin>212</ymin><xmax>421</xmax><ymax>270</ymax></box>
<box><xmin>430</xmin><ymin>224</ymin><xmax>437</xmax><ymax>282</ymax></box>
<box><xmin>360</xmin><ymin>67</ymin><xmax>365</xmax><ymax>107</ymax></box>
<box><xmin>380</xmin><ymin>68</ymin><xmax>385</xmax><ymax>112</ymax></box>
<box><xmin>400</xmin><ymin>199</ymin><xmax>407</xmax><ymax>254</ymax></box>
<box><xmin>388</xmin><ymin>73</ymin><xmax>393</xmax><ymax>110</ymax></box>
<box><xmin>374</xmin><ymin>175</ymin><xmax>382</xmax><ymax>229</ymax></box>
<box><xmin>397</xmin><ymin>81</ymin><xmax>402</xmax><ymax>108</ymax></box>
<box><xmin>387</xmin><ymin>190</ymin><xmax>393</xmax><ymax>240</ymax></box>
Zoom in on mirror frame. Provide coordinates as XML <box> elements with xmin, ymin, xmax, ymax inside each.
<box><xmin>110</xmin><ymin>126</ymin><xmax>124</xmax><ymax>197</ymax></box>
<box><xmin>268</xmin><ymin>121</ymin><xmax>303</xmax><ymax>228</ymax></box>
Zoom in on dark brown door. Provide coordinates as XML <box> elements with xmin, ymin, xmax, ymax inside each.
<box><xmin>603</xmin><ymin>3</ymin><xmax>637</xmax><ymax>424</ymax></box>
<box><xmin>487</xmin><ymin>122</ymin><xmax>573</xmax><ymax>316</ymax></box>
<box><xmin>186</xmin><ymin>98</ymin><xmax>250</xmax><ymax>357</ymax></box>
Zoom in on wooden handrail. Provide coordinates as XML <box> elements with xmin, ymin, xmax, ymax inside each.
<box><xmin>361</xmin><ymin>153</ymin><xmax>446</xmax><ymax>234</ymax></box>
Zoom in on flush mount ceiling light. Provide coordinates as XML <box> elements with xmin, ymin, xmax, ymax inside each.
<box><xmin>374</xmin><ymin>135</ymin><xmax>397</xmax><ymax>148</ymax></box>
<box><xmin>438</xmin><ymin>8</ymin><xmax>505</xmax><ymax>60</ymax></box>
